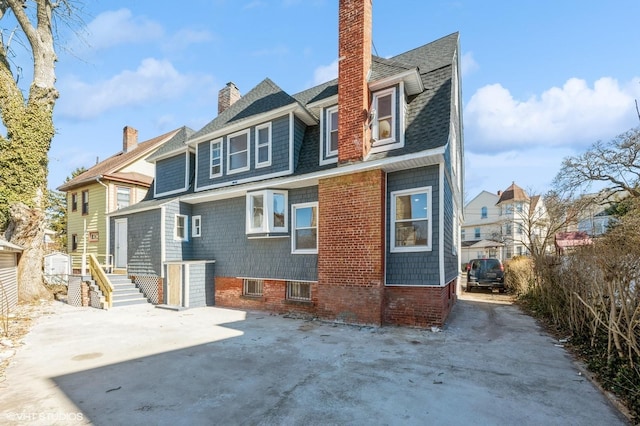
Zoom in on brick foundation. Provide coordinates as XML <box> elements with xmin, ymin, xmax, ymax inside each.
<box><xmin>214</xmin><ymin>277</ymin><xmax>318</xmax><ymax>317</ymax></box>
<box><xmin>384</xmin><ymin>279</ymin><xmax>457</xmax><ymax>327</ymax></box>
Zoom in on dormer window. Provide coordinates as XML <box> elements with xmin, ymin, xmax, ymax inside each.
<box><xmin>326</xmin><ymin>106</ymin><xmax>338</xmax><ymax>157</ymax></box>
<box><xmin>372</xmin><ymin>87</ymin><xmax>396</xmax><ymax>145</ymax></box>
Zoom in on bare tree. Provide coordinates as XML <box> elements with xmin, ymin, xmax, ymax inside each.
<box><xmin>0</xmin><ymin>1</ymin><xmax>77</xmax><ymax>301</ymax></box>
<box><xmin>553</xmin><ymin>127</ymin><xmax>640</xmax><ymax>199</ymax></box>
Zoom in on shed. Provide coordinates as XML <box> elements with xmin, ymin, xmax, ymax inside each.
<box><xmin>0</xmin><ymin>239</ymin><xmax>23</xmax><ymax>311</ymax></box>
<box><xmin>44</xmin><ymin>252</ymin><xmax>71</xmax><ymax>285</ymax></box>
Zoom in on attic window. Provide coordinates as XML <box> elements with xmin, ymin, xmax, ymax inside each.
<box><xmin>371</xmin><ymin>87</ymin><xmax>396</xmax><ymax>145</ymax></box>
<box><xmin>326</xmin><ymin>106</ymin><xmax>338</xmax><ymax>157</ymax></box>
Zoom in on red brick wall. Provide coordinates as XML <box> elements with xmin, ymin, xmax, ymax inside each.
<box><xmin>338</xmin><ymin>0</ymin><xmax>372</xmax><ymax>163</ymax></box>
<box><xmin>383</xmin><ymin>279</ymin><xmax>457</xmax><ymax>327</ymax></box>
<box><xmin>317</xmin><ymin>170</ymin><xmax>385</xmax><ymax>325</ymax></box>
<box><xmin>214</xmin><ymin>277</ymin><xmax>317</xmax><ymax>316</ymax></box>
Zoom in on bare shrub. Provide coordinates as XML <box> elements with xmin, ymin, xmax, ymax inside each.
<box><xmin>520</xmin><ymin>203</ymin><xmax>640</xmax><ymax>420</ymax></box>
<box><xmin>504</xmin><ymin>257</ymin><xmax>534</xmax><ymax>296</ymax></box>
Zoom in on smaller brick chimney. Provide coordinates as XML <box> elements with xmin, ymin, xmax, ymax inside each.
<box><xmin>123</xmin><ymin>126</ymin><xmax>138</xmax><ymax>153</ymax></box>
<box><xmin>218</xmin><ymin>82</ymin><xmax>241</xmax><ymax>115</ymax></box>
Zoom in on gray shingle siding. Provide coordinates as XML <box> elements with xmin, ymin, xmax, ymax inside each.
<box><xmin>442</xmin><ymin>177</ymin><xmax>459</xmax><ymax>282</ymax></box>
<box><xmin>293</xmin><ymin>117</ymin><xmax>306</xmax><ymax>170</ymax></box>
<box><xmin>164</xmin><ymin>201</ymin><xmax>193</xmax><ymax>261</ymax></box>
<box><xmin>112</xmin><ymin>209</ymin><xmax>163</xmax><ymax>276</ymax></box>
<box><xmin>155</xmin><ymin>154</ymin><xmax>187</xmax><ymax>195</ymax></box>
<box><xmin>189</xmin><ymin>186</ymin><xmax>318</xmax><ymax>281</ymax></box>
<box><xmin>195</xmin><ymin>115</ymin><xmax>291</xmax><ymax>189</ymax></box>
<box><xmin>187</xmin><ymin>262</ymin><xmax>215</xmax><ymax>307</ymax></box>
<box><xmin>386</xmin><ymin>166</ymin><xmax>440</xmax><ymax>285</ymax></box>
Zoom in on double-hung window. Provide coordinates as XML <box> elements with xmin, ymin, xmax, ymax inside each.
<box><xmin>372</xmin><ymin>88</ymin><xmax>396</xmax><ymax>144</ymax></box>
<box><xmin>474</xmin><ymin>227</ymin><xmax>481</xmax><ymax>239</ymax></box>
<box><xmin>82</xmin><ymin>190</ymin><xmax>89</xmax><ymax>215</ymax></box>
<box><xmin>71</xmin><ymin>193</ymin><xmax>78</xmax><ymax>212</ymax></box>
<box><xmin>326</xmin><ymin>106</ymin><xmax>338</xmax><ymax>157</ymax></box>
<box><xmin>391</xmin><ymin>187</ymin><xmax>431</xmax><ymax>252</ymax></box>
<box><xmin>255</xmin><ymin>123</ymin><xmax>271</xmax><ymax>168</ymax></box>
<box><xmin>481</xmin><ymin>206</ymin><xmax>488</xmax><ymax>219</ymax></box>
<box><xmin>292</xmin><ymin>202</ymin><xmax>318</xmax><ymax>253</ymax></box>
<box><xmin>246</xmin><ymin>190</ymin><xmax>288</xmax><ymax>235</ymax></box>
<box><xmin>210</xmin><ymin>139</ymin><xmax>222</xmax><ymax>177</ymax></box>
<box><xmin>192</xmin><ymin>215</ymin><xmax>201</xmax><ymax>238</ymax></box>
<box><xmin>117</xmin><ymin>187</ymin><xmax>130</xmax><ymax>209</ymax></box>
<box><xmin>175</xmin><ymin>214</ymin><xmax>188</xmax><ymax>241</ymax></box>
<box><xmin>227</xmin><ymin>130</ymin><xmax>250</xmax><ymax>174</ymax></box>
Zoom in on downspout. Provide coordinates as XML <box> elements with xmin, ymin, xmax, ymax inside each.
<box><xmin>96</xmin><ymin>177</ymin><xmax>110</xmax><ymax>269</ymax></box>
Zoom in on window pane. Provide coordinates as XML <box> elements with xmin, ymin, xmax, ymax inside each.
<box><xmin>295</xmin><ymin>206</ymin><xmax>315</xmax><ymax>227</ymax></box>
<box><xmin>252</xmin><ymin>194</ymin><xmax>263</xmax><ymax>229</ymax></box>
<box><xmin>395</xmin><ymin>194</ymin><xmax>426</xmax><ymax>221</ymax></box>
<box><xmin>258</xmin><ymin>145</ymin><xmax>269</xmax><ymax>163</ymax></box>
<box><xmin>273</xmin><ymin>193</ymin><xmax>285</xmax><ymax>228</ymax></box>
<box><xmin>211</xmin><ymin>142</ymin><xmax>221</xmax><ymax>174</ymax></box>
<box><xmin>229</xmin><ymin>134</ymin><xmax>247</xmax><ymax>153</ymax></box>
<box><xmin>395</xmin><ymin>220</ymin><xmax>428</xmax><ymax>247</ymax></box>
<box><xmin>378</xmin><ymin>93</ymin><xmax>391</xmax><ymax>117</ymax></box>
<box><xmin>329</xmin><ymin>110</ymin><xmax>338</xmax><ymax>152</ymax></box>
<box><xmin>117</xmin><ymin>188</ymin><xmax>130</xmax><ymax>208</ymax></box>
<box><xmin>295</xmin><ymin>229</ymin><xmax>317</xmax><ymax>249</ymax></box>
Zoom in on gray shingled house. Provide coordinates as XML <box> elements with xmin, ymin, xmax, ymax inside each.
<box><xmin>109</xmin><ymin>0</ymin><xmax>464</xmax><ymax>327</ymax></box>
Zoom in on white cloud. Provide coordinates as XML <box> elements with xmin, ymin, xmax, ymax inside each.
<box><xmin>312</xmin><ymin>59</ymin><xmax>338</xmax><ymax>85</ymax></box>
<box><xmin>57</xmin><ymin>58</ymin><xmax>199</xmax><ymax>119</ymax></box>
<box><xmin>79</xmin><ymin>9</ymin><xmax>163</xmax><ymax>51</ymax></box>
<box><xmin>163</xmin><ymin>28</ymin><xmax>216</xmax><ymax>52</ymax></box>
<box><xmin>461</xmin><ymin>51</ymin><xmax>478</xmax><ymax>77</ymax></box>
<box><xmin>464</xmin><ymin>146</ymin><xmax>575</xmax><ymax>198</ymax></box>
<box><xmin>465</xmin><ymin>77</ymin><xmax>639</xmax><ymax>152</ymax></box>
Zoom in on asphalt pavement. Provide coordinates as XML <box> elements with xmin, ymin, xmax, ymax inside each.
<box><xmin>0</xmin><ymin>292</ymin><xmax>629</xmax><ymax>425</ymax></box>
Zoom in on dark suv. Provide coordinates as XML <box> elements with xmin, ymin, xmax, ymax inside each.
<box><xmin>466</xmin><ymin>258</ymin><xmax>505</xmax><ymax>292</ymax></box>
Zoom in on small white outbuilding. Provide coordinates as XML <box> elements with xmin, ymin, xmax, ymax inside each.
<box><xmin>0</xmin><ymin>238</ymin><xmax>23</xmax><ymax>311</ymax></box>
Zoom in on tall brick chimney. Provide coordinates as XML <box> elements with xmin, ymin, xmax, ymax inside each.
<box><xmin>218</xmin><ymin>82</ymin><xmax>241</xmax><ymax>115</ymax></box>
<box><xmin>338</xmin><ymin>0</ymin><xmax>372</xmax><ymax>163</ymax></box>
<box><xmin>123</xmin><ymin>126</ymin><xmax>138</xmax><ymax>153</ymax></box>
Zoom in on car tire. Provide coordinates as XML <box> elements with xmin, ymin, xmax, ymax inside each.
<box><xmin>466</xmin><ymin>285</ymin><xmax>472</xmax><ymax>292</ymax></box>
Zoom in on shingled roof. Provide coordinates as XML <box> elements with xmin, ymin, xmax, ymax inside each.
<box><xmin>57</xmin><ymin>128</ymin><xmax>181</xmax><ymax>191</ymax></box>
<box><xmin>497</xmin><ymin>182</ymin><xmax>530</xmax><ymax>204</ymax></box>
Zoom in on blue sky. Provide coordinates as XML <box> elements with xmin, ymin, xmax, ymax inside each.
<box><xmin>38</xmin><ymin>0</ymin><xmax>640</xmax><ymax>200</ymax></box>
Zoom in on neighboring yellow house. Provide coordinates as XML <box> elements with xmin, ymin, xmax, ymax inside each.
<box><xmin>57</xmin><ymin>126</ymin><xmax>181</xmax><ymax>273</ymax></box>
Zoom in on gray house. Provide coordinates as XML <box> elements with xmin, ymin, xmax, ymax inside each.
<box><xmin>110</xmin><ymin>0</ymin><xmax>464</xmax><ymax>327</ymax></box>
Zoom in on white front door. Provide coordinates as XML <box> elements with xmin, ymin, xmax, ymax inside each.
<box><xmin>114</xmin><ymin>219</ymin><xmax>128</xmax><ymax>269</ymax></box>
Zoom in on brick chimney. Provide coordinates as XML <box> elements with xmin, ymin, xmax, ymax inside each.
<box><xmin>123</xmin><ymin>126</ymin><xmax>138</xmax><ymax>153</ymax></box>
<box><xmin>218</xmin><ymin>82</ymin><xmax>241</xmax><ymax>115</ymax></box>
<box><xmin>338</xmin><ymin>0</ymin><xmax>372</xmax><ymax>163</ymax></box>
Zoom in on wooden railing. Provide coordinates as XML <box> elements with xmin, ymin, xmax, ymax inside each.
<box><xmin>88</xmin><ymin>254</ymin><xmax>114</xmax><ymax>309</ymax></box>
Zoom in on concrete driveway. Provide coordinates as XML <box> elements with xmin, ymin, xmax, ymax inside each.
<box><xmin>0</xmin><ymin>295</ymin><xmax>628</xmax><ymax>425</ymax></box>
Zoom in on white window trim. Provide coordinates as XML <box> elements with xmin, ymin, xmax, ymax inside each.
<box><xmin>116</xmin><ymin>186</ymin><xmax>131</xmax><ymax>210</ymax></box>
<box><xmin>291</xmin><ymin>202</ymin><xmax>318</xmax><ymax>254</ymax></box>
<box><xmin>325</xmin><ymin>105</ymin><xmax>338</xmax><ymax>158</ymax></box>
<box><xmin>175</xmin><ymin>214</ymin><xmax>188</xmax><ymax>242</ymax></box>
<box><xmin>192</xmin><ymin>215</ymin><xmax>202</xmax><ymax>238</ymax></box>
<box><xmin>390</xmin><ymin>186</ymin><xmax>432</xmax><ymax>253</ymax></box>
<box><xmin>210</xmin><ymin>139</ymin><xmax>223</xmax><ymax>178</ymax></box>
<box><xmin>246</xmin><ymin>189</ymin><xmax>289</xmax><ymax>234</ymax></box>
<box><xmin>255</xmin><ymin>123</ymin><xmax>272</xmax><ymax>168</ymax></box>
<box><xmin>371</xmin><ymin>87</ymin><xmax>397</xmax><ymax>146</ymax></box>
<box><xmin>227</xmin><ymin>129</ymin><xmax>250</xmax><ymax>175</ymax></box>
